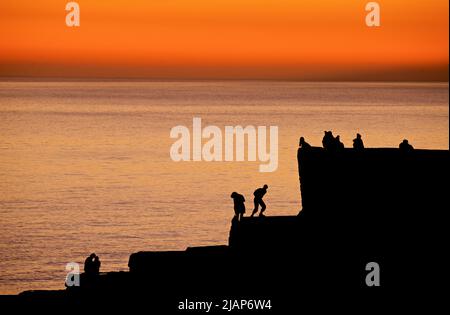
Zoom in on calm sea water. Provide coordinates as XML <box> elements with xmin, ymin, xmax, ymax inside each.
<box><xmin>0</xmin><ymin>81</ymin><xmax>448</xmax><ymax>294</ymax></box>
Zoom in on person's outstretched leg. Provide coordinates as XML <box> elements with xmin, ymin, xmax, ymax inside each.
<box><xmin>251</xmin><ymin>198</ymin><xmax>259</xmax><ymax>217</ymax></box>
<box><xmin>259</xmin><ymin>200</ymin><xmax>266</xmax><ymax>216</ymax></box>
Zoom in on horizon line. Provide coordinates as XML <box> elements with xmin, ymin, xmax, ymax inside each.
<box><xmin>0</xmin><ymin>76</ymin><xmax>449</xmax><ymax>84</ymax></box>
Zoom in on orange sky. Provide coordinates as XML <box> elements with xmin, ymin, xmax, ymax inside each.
<box><xmin>0</xmin><ymin>0</ymin><xmax>448</xmax><ymax>80</ymax></box>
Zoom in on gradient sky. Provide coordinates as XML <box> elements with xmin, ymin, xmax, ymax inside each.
<box><xmin>0</xmin><ymin>0</ymin><xmax>448</xmax><ymax>80</ymax></box>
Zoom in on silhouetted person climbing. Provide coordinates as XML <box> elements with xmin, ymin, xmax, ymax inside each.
<box><xmin>399</xmin><ymin>139</ymin><xmax>414</xmax><ymax>152</ymax></box>
<box><xmin>299</xmin><ymin>137</ymin><xmax>311</xmax><ymax>149</ymax></box>
<box><xmin>353</xmin><ymin>133</ymin><xmax>364</xmax><ymax>150</ymax></box>
<box><xmin>322</xmin><ymin>131</ymin><xmax>337</xmax><ymax>151</ymax></box>
<box><xmin>251</xmin><ymin>185</ymin><xmax>268</xmax><ymax>217</ymax></box>
<box><xmin>231</xmin><ymin>192</ymin><xmax>246</xmax><ymax>221</ymax></box>
<box><xmin>336</xmin><ymin>135</ymin><xmax>345</xmax><ymax>149</ymax></box>
<box><xmin>84</xmin><ymin>253</ymin><xmax>100</xmax><ymax>276</ymax></box>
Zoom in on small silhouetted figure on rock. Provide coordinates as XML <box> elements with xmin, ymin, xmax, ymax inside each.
<box><xmin>322</xmin><ymin>131</ymin><xmax>336</xmax><ymax>151</ymax></box>
<box><xmin>399</xmin><ymin>139</ymin><xmax>414</xmax><ymax>152</ymax></box>
<box><xmin>93</xmin><ymin>255</ymin><xmax>101</xmax><ymax>274</ymax></box>
<box><xmin>353</xmin><ymin>133</ymin><xmax>364</xmax><ymax>150</ymax></box>
<box><xmin>299</xmin><ymin>137</ymin><xmax>311</xmax><ymax>149</ymax></box>
<box><xmin>336</xmin><ymin>135</ymin><xmax>345</xmax><ymax>149</ymax></box>
<box><xmin>84</xmin><ymin>253</ymin><xmax>95</xmax><ymax>274</ymax></box>
<box><xmin>231</xmin><ymin>192</ymin><xmax>246</xmax><ymax>221</ymax></box>
<box><xmin>251</xmin><ymin>185</ymin><xmax>268</xmax><ymax>217</ymax></box>
<box><xmin>84</xmin><ymin>253</ymin><xmax>100</xmax><ymax>276</ymax></box>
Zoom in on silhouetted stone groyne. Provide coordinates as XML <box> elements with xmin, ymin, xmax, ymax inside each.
<box><xmin>297</xmin><ymin>147</ymin><xmax>448</xmax><ymax>244</ymax></box>
<box><xmin>228</xmin><ymin>147</ymin><xmax>448</xmax><ymax>254</ymax></box>
<box><xmin>13</xmin><ymin>146</ymin><xmax>449</xmax><ymax>310</ymax></box>
<box><xmin>128</xmin><ymin>245</ymin><xmax>229</xmax><ymax>273</ymax></box>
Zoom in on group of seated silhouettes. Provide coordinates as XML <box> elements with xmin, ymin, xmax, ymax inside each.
<box><xmin>299</xmin><ymin>131</ymin><xmax>365</xmax><ymax>151</ymax></box>
<box><xmin>299</xmin><ymin>131</ymin><xmax>414</xmax><ymax>152</ymax></box>
<box><xmin>231</xmin><ymin>185</ymin><xmax>269</xmax><ymax>221</ymax></box>
<box><xmin>84</xmin><ymin>253</ymin><xmax>101</xmax><ymax>276</ymax></box>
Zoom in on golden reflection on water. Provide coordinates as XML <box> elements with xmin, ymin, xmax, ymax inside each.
<box><xmin>0</xmin><ymin>81</ymin><xmax>448</xmax><ymax>293</ymax></box>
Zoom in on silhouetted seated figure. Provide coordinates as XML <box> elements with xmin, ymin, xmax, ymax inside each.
<box><xmin>322</xmin><ymin>131</ymin><xmax>337</xmax><ymax>151</ymax></box>
<box><xmin>93</xmin><ymin>255</ymin><xmax>101</xmax><ymax>274</ymax></box>
<box><xmin>84</xmin><ymin>253</ymin><xmax>95</xmax><ymax>274</ymax></box>
<box><xmin>353</xmin><ymin>133</ymin><xmax>365</xmax><ymax>150</ymax></box>
<box><xmin>251</xmin><ymin>184</ymin><xmax>268</xmax><ymax>217</ymax></box>
<box><xmin>299</xmin><ymin>137</ymin><xmax>311</xmax><ymax>149</ymax></box>
<box><xmin>231</xmin><ymin>192</ymin><xmax>246</xmax><ymax>221</ymax></box>
<box><xmin>84</xmin><ymin>253</ymin><xmax>100</xmax><ymax>276</ymax></box>
<box><xmin>336</xmin><ymin>135</ymin><xmax>345</xmax><ymax>150</ymax></box>
<box><xmin>399</xmin><ymin>139</ymin><xmax>414</xmax><ymax>152</ymax></box>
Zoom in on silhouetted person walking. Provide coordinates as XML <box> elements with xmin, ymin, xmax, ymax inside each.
<box><xmin>399</xmin><ymin>139</ymin><xmax>414</xmax><ymax>152</ymax></box>
<box><xmin>251</xmin><ymin>185</ymin><xmax>268</xmax><ymax>217</ymax></box>
<box><xmin>231</xmin><ymin>192</ymin><xmax>246</xmax><ymax>221</ymax></box>
<box><xmin>299</xmin><ymin>137</ymin><xmax>311</xmax><ymax>149</ymax></box>
<box><xmin>353</xmin><ymin>133</ymin><xmax>364</xmax><ymax>150</ymax></box>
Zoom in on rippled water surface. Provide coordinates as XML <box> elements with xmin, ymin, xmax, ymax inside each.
<box><xmin>0</xmin><ymin>81</ymin><xmax>448</xmax><ymax>293</ymax></box>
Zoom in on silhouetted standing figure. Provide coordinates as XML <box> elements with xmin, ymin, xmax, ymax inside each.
<box><xmin>353</xmin><ymin>133</ymin><xmax>365</xmax><ymax>150</ymax></box>
<box><xmin>399</xmin><ymin>139</ymin><xmax>414</xmax><ymax>152</ymax></box>
<box><xmin>336</xmin><ymin>135</ymin><xmax>345</xmax><ymax>149</ymax></box>
<box><xmin>231</xmin><ymin>192</ymin><xmax>246</xmax><ymax>221</ymax></box>
<box><xmin>299</xmin><ymin>137</ymin><xmax>311</xmax><ymax>149</ymax></box>
<box><xmin>251</xmin><ymin>185</ymin><xmax>268</xmax><ymax>217</ymax></box>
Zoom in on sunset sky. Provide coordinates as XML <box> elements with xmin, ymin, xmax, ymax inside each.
<box><xmin>0</xmin><ymin>0</ymin><xmax>448</xmax><ymax>80</ymax></box>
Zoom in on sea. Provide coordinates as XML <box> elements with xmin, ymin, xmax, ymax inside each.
<box><xmin>0</xmin><ymin>81</ymin><xmax>448</xmax><ymax>293</ymax></box>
